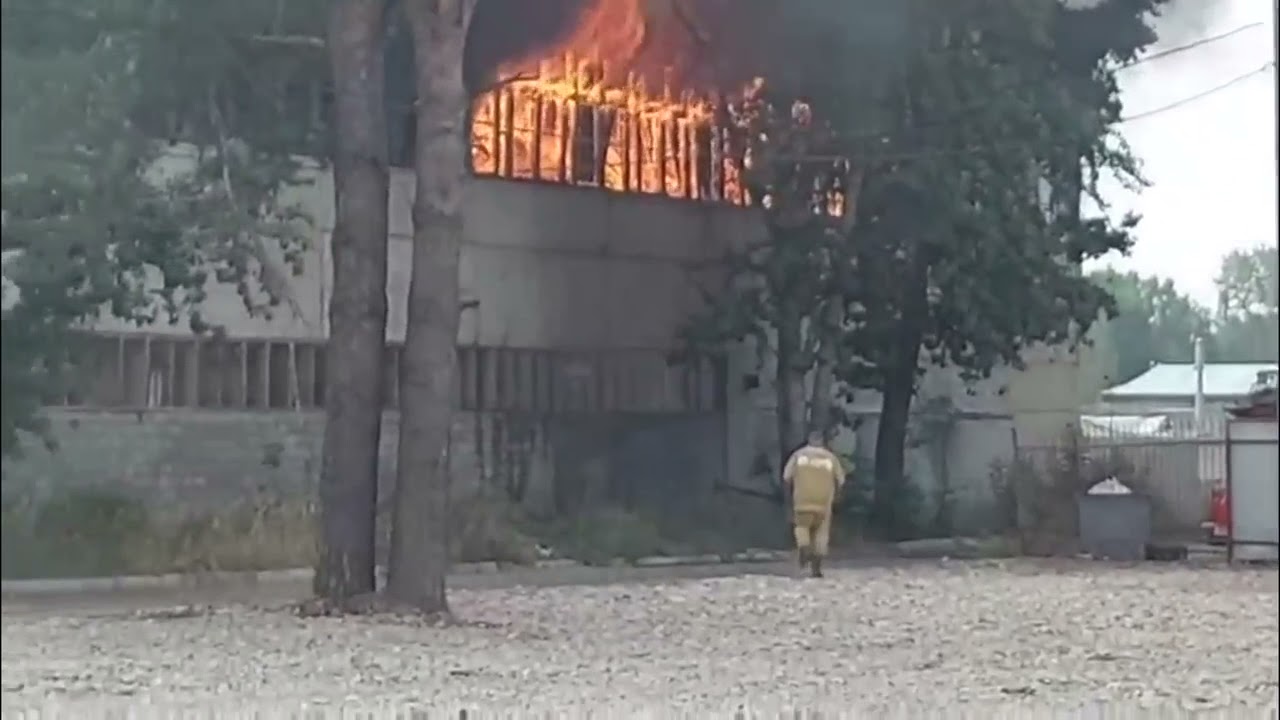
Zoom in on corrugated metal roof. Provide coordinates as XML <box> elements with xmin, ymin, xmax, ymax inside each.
<box><xmin>1102</xmin><ymin>362</ymin><xmax>1278</xmax><ymax>400</ymax></box>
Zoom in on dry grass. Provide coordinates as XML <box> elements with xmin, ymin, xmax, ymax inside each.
<box><xmin>1</xmin><ymin>491</ymin><xmax>320</xmax><ymax>578</ymax></box>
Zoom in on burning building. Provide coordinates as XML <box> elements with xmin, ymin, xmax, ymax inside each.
<box><xmin>3</xmin><ymin>0</ymin><xmax>1104</xmax><ymax>550</ymax></box>
<box><xmin>7</xmin><ymin>0</ymin><xmax>777</xmax><ymax>526</ymax></box>
<box><xmin>463</xmin><ymin>0</ymin><xmax>757</xmax><ymax>204</ymax></box>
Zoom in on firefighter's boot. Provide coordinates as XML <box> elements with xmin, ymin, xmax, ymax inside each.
<box><xmin>809</xmin><ymin>554</ymin><xmax>824</xmax><ymax>578</ymax></box>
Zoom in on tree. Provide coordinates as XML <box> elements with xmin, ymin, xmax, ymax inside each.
<box><xmin>384</xmin><ymin>0</ymin><xmax>478</xmax><ymax>614</ymax></box>
<box><xmin>678</xmin><ymin>0</ymin><xmax>905</xmax><ymax>495</ymax></box>
<box><xmin>1213</xmin><ymin>246</ymin><xmax>1278</xmax><ymax>362</ymax></box>
<box><xmin>315</xmin><ymin>0</ymin><xmax>391</xmax><ymax>604</ymax></box>
<box><xmin>683</xmin><ymin>0</ymin><xmax>1162</xmax><ymax>537</ymax></box>
<box><xmin>1089</xmin><ymin>268</ymin><xmax>1212</xmax><ymax>383</ymax></box>
<box><xmin>679</xmin><ymin>86</ymin><xmax>856</xmax><ymax>496</ymax></box>
<box><xmin>847</xmin><ymin>0</ymin><xmax>1162</xmax><ymax>535</ymax></box>
<box><xmin>2</xmin><ymin>0</ymin><xmax>320</xmax><ymax>455</ymax></box>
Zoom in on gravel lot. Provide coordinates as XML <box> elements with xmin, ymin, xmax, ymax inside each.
<box><xmin>3</xmin><ymin>560</ymin><xmax>1277</xmax><ymax>716</ymax></box>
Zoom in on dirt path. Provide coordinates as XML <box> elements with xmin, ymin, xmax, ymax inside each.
<box><xmin>2</xmin><ymin>559</ymin><xmax>812</xmax><ymax>618</ymax></box>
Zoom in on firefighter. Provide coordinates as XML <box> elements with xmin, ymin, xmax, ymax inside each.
<box><xmin>782</xmin><ymin>430</ymin><xmax>846</xmax><ymax>578</ymax></box>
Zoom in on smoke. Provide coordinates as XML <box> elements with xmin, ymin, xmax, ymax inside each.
<box><xmin>1147</xmin><ymin>0</ymin><xmax>1233</xmax><ymax>48</ymax></box>
<box><xmin>464</xmin><ymin>0</ymin><xmax>584</xmax><ymax>92</ymax></box>
<box><xmin>464</xmin><ymin>0</ymin><xmax>762</xmax><ymax>95</ymax></box>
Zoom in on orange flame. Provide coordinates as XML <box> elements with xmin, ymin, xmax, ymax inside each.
<box><xmin>469</xmin><ymin>0</ymin><xmax>748</xmax><ymax>204</ymax></box>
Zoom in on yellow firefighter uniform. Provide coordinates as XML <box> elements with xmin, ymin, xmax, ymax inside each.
<box><xmin>782</xmin><ymin>442</ymin><xmax>845</xmax><ymax>573</ymax></box>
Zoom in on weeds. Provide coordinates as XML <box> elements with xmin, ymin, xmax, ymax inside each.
<box><xmin>2</xmin><ymin>490</ymin><xmax>319</xmax><ymax>579</ymax></box>
<box><xmin>989</xmin><ymin>426</ymin><xmax>1160</xmax><ymax>556</ymax></box>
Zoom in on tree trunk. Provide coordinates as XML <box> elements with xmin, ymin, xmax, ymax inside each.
<box><xmin>385</xmin><ymin>0</ymin><xmax>476</xmax><ymax>613</ymax></box>
<box><xmin>872</xmin><ymin>255</ymin><xmax>927</xmax><ymax>539</ymax></box>
<box><xmin>774</xmin><ymin>301</ymin><xmax>806</xmax><ymax>480</ymax></box>
<box><xmin>807</xmin><ymin>299</ymin><xmax>842</xmax><ymax>438</ymax></box>
<box><xmin>316</xmin><ymin>0</ymin><xmax>389</xmax><ymax>603</ymax></box>
<box><xmin>809</xmin><ymin>169</ymin><xmax>864</xmax><ymax>440</ymax></box>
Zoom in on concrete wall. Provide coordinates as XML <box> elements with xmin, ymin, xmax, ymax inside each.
<box><xmin>10</xmin><ymin>171</ymin><xmax>746</xmax><ymax>530</ymax></box>
<box><xmin>20</xmin><ymin>161</ymin><xmax>1100</xmax><ymax>536</ymax></box>
<box><xmin>89</xmin><ymin>168</ymin><xmax>756</xmax><ymax>350</ymax></box>
<box><xmin>722</xmin><ymin>332</ymin><xmax>1108</xmax><ymax>534</ymax></box>
<box><xmin>1</xmin><ymin>408</ymin><xmax>726</xmax><ymax>523</ymax></box>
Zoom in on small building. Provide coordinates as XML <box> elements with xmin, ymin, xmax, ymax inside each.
<box><xmin>1097</xmin><ymin>363</ymin><xmax>1279</xmax><ymax>417</ymax></box>
<box><xmin>1224</xmin><ymin>385</ymin><xmax>1279</xmax><ymax>562</ymax></box>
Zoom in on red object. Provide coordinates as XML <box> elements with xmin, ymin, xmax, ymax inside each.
<box><xmin>1209</xmin><ymin>484</ymin><xmax>1230</xmax><ymax>544</ymax></box>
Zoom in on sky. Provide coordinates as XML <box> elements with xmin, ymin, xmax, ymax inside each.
<box><xmin>1090</xmin><ymin>0</ymin><xmax>1279</xmax><ymax>308</ymax></box>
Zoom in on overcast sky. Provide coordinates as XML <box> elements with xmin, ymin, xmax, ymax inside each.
<box><xmin>1090</xmin><ymin>0</ymin><xmax>1278</xmax><ymax>308</ymax></box>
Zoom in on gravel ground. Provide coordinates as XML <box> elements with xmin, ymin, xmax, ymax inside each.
<box><xmin>2</xmin><ymin>560</ymin><xmax>1277</xmax><ymax>716</ymax></box>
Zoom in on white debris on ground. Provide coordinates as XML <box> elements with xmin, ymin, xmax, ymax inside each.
<box><xmin>2</xmin><ymin>561</ymin><xmax>1277</xmax><ymax>716</ymax></box>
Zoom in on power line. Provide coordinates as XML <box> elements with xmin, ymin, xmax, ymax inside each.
<box><xmin>1121</xmin><ymin>62</ymin><xmax>1275</xmax><ymax>123</ymax></box>
<box><xmin>834</xmin><ymin>23</ymin><xmax>1270</xmax><ymax>145</ymax></box>
<box><xmin>1117</xmin><ymin>22</ymin><xmax>1265</xmax><ymax>70</ymax></box>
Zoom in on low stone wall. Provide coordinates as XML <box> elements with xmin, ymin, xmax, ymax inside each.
<box><xmin>2</xmin><ymin>408</ymin><xmax>727</xmax><ymax>514</ymax></box>
<box><xmin>1</xmin><ymin>408</ymin><xmax>748</xmax><ymax>578</ymax></box>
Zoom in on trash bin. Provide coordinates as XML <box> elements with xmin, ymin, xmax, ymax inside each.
<box><xmin>1077</xmin><ymin>478</ymin><xmax>1152</xmax><ymax>561</ymax></box>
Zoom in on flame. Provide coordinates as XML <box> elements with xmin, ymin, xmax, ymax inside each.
<box><xmin>468</xmin><ymin>0</ymin><xmax>748</xmax><ymax>204</ymax></box>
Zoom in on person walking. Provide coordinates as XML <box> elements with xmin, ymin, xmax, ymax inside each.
<box><xmin>782</xmin><ymin>430</ymin><xmax>846</xmax><ymax>578</ymax></box>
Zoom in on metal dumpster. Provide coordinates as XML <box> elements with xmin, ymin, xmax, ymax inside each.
<box><xmin>1077</xmin><ymin>479</ymin><xmax>1151</xmax><ymax>561</ymax></box>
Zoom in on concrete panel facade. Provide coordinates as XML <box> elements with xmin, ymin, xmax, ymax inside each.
<box><xmin>89</xmin><ymin>168</ymin><xmax>752</xmax><ymax>351</ymax></box>
<box><xmin>7</xmin><ymin>161</ymin><xmax>1099</xmax><ymax>539</ymax></box>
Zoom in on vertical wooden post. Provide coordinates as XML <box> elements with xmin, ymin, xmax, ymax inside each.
<box><xmin>500</xmin><ymin>87</ymin><xmax>515</xmax><ymax>177</ymax></box>
<box><xmin>680</xmin><ymin>114</ymin><xmax>694</xmax><ymax>199</ymax></box>
<box><xmin>620</xmin><ymin>108</ymin><xmax>631</xmax><ymax>191</ymax></box>
<box><xmin>621</xmin><ymin>73</ymin><xmax>635</xmax><ymax>192</ymax></box>
<box><xmin>488</xmin><ymin>91</ymin><xmax>500</xmax><ymax>174</ymax></box>
<box><xmin>591</xmin><ymin>105</ymin><xmax>603</xmax><ymax>185</ymax></box>
<box><xmin>165</xmin><ymin>340</ymin><xmax>176</xmax><ymax>407</ymax></box>
<box><xmin>141</xmin><ymin>335</ymin><xmax>153</xmax><ymax>408</ymax></box>
<box><xmin>635</xmin><ymin>114</ymin><xmax>648</xmax><ymax>193</ymax></box>
<box><xmin>115</xmin><ymin>335</ymin><xmax>126</xmax><ymax>406</ymax></box>
<box><xmin>531</xmin><ymin>94</ymin><xmax>544</xmax><ymax>180</ymax></box>
<box><xmin>238</xmin><ymin>340</ymin><xmax>249</xmax><ymax>408</ymax></box>
<box><xmin>655</xmin><ymin>118</ymin><xmax>668</xmax><ymax>196</ymax></box>
<box><xmin>298</xmin><ymin>343</ymin><xmax>316</xmax><ymax>408</ymax></box>
<box><xmin>288</xmin><ymin>341</ymin><xmax>300</xmax><ymax>409</ymax></box>
<box><xmin>712</xmin><ymin>94</ymin><xmax>727</xmax><ymax>202</ymax></box>
<box><xmin>260</xmin><ymin>342</ymin><xmax>272</xmax><ymax>409</ymax></box>
<box><xmin>188</xmin><ymin>338</ymin><xmax>201</xmax><ymax>407</ymax></box>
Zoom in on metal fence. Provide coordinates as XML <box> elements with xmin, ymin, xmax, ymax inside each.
<box><xmin>1009</xmin><ymin>414</ymin><xmax>1228</xmax><ymax>543</ymax></box>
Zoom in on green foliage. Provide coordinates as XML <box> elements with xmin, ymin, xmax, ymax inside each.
<box><xmin>1</xmin><ymin>489</ymin><xmax>318</xmax><ymax>578</ymax></box>
<box><xmin>1087</xmin><ymin>246</ymin><xmax>1279</xmax><ymax>381</ymax></box>
<box><xmin>1213</xmin><ymin>246</ymin><xmax>1279</xmax><ymax>362</ymax></box>
<box><xmin>1089</xmin><ymin>268</ymin><xmax>1213</xmax><ymax>383</ymax></box>
<box><xmin>1</xmin><ymin>490</ymin><xmax>151</xmax><ymax>577</ymax></box>
<box><xmin>683</xmin><ymin>0</ymin><xmax>1166</xmax><ymax>536</ymax></box>
<box><xmin>1</xmin><ymin>0</ymin><xmax>326</xmax><ymax>454</ymax></box>
<box><xmin>550</xmin><ymin>508</ymin><xmax>669</xmax><ymax>566</ymax></box>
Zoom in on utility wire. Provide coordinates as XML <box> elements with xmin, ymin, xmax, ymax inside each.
<box><xmin>831</xmin><ymin>23</ymin><xmax>1270</xmax><ymax>145</ymax></box>
<box><xmin>1117</xmin><ymin>22</ymin><xmax>1265</xmax><ymax>70</ymax></box>
<box><xmin>1120</xmin><ymin>62</ymin><xmax>1274</xmax><ymax>123</ymax></box>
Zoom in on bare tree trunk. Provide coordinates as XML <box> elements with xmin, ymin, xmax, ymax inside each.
<box><xmin>873</xmin><ymin>253</ymin><xmax>927</xmax><ymax>540</ymax></box>
<box><xmin>774</xmin><ymin>300</ymin><xmax>806</xmax><ymax>474</ymax></box>
<box><xmin>316</xmin><ymin>0</ymin><xmax>389</xmax><ymax>603</ymax></box>
<box><xmin>385</xmin><ymin>0</ymin><xmax>476</xmax><ymax>613</ymax></box>
<box><xmin>807</xmin><ymin>298</ymin><xmax>840</xmax><ymax>438</ymax></box>
<box><xmin>808</xmin><ymin>170</ymin><xmax>865</xmax><ymax>440</ymax></box>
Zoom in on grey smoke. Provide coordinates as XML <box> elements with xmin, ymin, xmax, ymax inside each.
<box><xmin>1147</xmin><ymin>0</ymin><xmax>1234</xmax><ymax>48</ymax></box>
